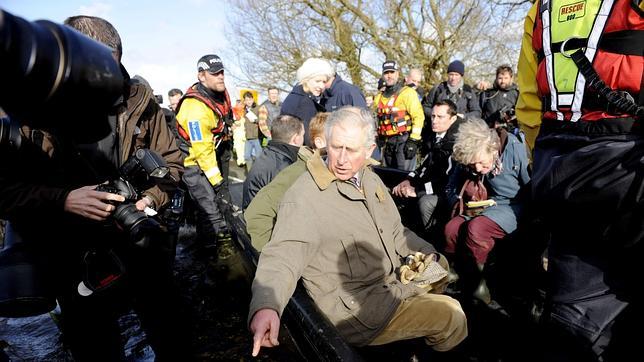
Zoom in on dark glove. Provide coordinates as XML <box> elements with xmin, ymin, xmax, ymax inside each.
<box><xmin>376</xmin><ymin>136</ymin><xmax>386</xmax><ymax>149</ymax></box>
<box><xmin>403</xmin><ymin>138</ymin><xmax>420</xmax><ymax>159</ymax></box>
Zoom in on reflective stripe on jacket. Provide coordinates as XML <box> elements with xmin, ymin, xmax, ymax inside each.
<box><xmin>374</xmin><ymin>86</ymin><xmax>425</xmax><ymax>140</ymax></box>
<box><xmin>533</xmin><ymin>0</ymin><xmax>643</xmax><ymax>122</ymax></box>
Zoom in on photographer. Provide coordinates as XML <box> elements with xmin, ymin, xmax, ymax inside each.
<box><xmin>0</xmin><ymin>14</ymin><xmax>188</xmax><ymax>361</ymax></box>
<box><xmin>479</xmin><ymin>65</ymin><xmax>519</xmax><ymax>128</ymax></box>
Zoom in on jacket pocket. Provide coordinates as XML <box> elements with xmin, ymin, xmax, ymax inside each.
<box><xmin>340</xmin><ymin>235</ymin><xmax>367</xmax><ymax>280</ymax></box>
<box><xmin>338</xmin><ymin>293</ymin><xmax>380</xmax><ymax>330</ymax></box>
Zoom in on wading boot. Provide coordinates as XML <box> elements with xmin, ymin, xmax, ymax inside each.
<box><xmin>472</xmin><ymin>263</ymin><xmax>492</xmax><ymax>305</ymax></box>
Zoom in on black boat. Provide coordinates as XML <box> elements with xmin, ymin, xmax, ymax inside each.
<box><xmin>221</xmin><ymin>164</ymin><xmax>547</xmax><ymax>361</ymax></box>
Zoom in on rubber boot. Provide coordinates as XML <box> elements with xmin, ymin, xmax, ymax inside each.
<box><xmin>472</xmin><ymin>263</ymin><xmax>492</xmax><ymax>305</ymax></box>
<box><xmin>447</xmin><ymin>261</ymin><xmax>460</xmax><ymax>284</ymax></box>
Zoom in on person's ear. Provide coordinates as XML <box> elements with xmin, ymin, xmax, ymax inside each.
<box><xmin>314</xmin><ymin>137</ymin><xmax>326</xmax><ymax>150</ymax></box>
<box><xmin>365</xmin><ymin>143</ymin><xmax>376</xmax><ymax>158</ymax></box>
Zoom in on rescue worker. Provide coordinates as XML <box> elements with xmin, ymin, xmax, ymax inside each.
<box><xmin>374</xmin><ymin>60</ymin><xmax>425</xmax><ymax>171</ymax></box>
<box><xmin>175</xmin><ymin>54</ymin><xmax>234</xmax><ymax>245</ymax></box>
<box><xmin>517</xmin><ymin>0</ymin><xmax>643</xmax><ymax>360</ymax></box>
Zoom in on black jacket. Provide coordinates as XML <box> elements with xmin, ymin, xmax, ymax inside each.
<box><xmin>479</xmin><ymin>84</ymin><xmax>519</xmax><ymax>124</ymax></box>
<box><xmin>281</xmin><ymin>85</ymin><xmax>325</xmax><ymax>146</ymax></box>
<box><xmin>422</xmin><ymin>82</ymin><xmax>481</xmax><ymax>120</ymax></box>
<box><xmin>242</xmin><ymin>141</ymin><xmax>300</xmax><ymax>209</ymax></box>
<box><xmin>411</xmin><ymin>117</ymin><xmax>464</xmax><ymax>197</ymax></box>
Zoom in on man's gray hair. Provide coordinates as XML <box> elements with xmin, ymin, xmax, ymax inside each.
<box><xmin>324</xmin><ymin>107</ymin><xmax>376</xmax><ymax>149</ymax></box>
<box><xmin>452</xmin><ymin>119</ymin><xmax>500</xmax><ymax>165</ymax></box>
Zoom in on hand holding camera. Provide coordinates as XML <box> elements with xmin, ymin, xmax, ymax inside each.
<box><xmin>90</xmin><ymin>149</ymin><xmax>170</xmax><ymax>248</ymax></box>
<box><xmin>64</xmin><ymin>185</ymin><xmax>126</xmax><ymax>221</ymax></box>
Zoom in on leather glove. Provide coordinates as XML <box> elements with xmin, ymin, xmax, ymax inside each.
<box><xmin>399</xmin><ymin>252</ymin><xmax>448</xmax><ymax>287</ymax></box>
<box><xmin>403</xmin><ymin>138</ymin><xmax>420</xmax><ymax>159</ymax></box>
<box><xmin>376</xmin><ymin>137</ymin><xmax>386</xmax><ymax>149</ymax></box>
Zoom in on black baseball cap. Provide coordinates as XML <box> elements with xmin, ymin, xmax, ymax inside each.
<box><xmin>197</xmin><ymin>54</ymin><xmax>224</xmax><ymax>73</ymax></box>
<box><xmin>382</xmin><ymin>60</ymin><xmax>399</xmax><ymax>74</ymax></box>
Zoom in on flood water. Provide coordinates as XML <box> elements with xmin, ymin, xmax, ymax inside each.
<box><xmin>0</xmin><ymin>223</ymin><xmax>302</xmax><ymax>361</ymax></box>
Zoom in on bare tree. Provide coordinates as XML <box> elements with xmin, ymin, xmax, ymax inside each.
<box><xmin>226</xmin><ymin>0</ymin><xmax>531</xmax><ymax>93</ymax></box>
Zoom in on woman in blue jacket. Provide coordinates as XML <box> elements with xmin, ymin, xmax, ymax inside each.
<box><xmin>281</xmin><ymin>58</ymin><xmax>334</xmax><ymax>147</ymax></box>
<box><xmin>443</xmin><ymin>119</ymin><xmax>530</xmax><ymax>304</ymax></box>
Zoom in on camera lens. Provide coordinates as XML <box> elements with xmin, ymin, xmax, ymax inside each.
<box><xmin>0</xmin><ymin>10</ymin><xmax>124</xmax><ymax>143</ymax></box>
<box><xmin>112</xmin><ymin>203</ymin><xmax>160</xmax><ymax>248</ymax></box>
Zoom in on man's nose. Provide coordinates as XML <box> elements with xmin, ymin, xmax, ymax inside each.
<box><xmin>338</xmin><ymin>148</ymin><xmax>348</xmax><ymax>163</ymax></box>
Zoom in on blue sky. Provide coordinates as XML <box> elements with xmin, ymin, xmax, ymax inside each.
<box><xmin>2</xmin><ymin>0</ymin><xmax>246</xmax><ymax>106</ymax></box>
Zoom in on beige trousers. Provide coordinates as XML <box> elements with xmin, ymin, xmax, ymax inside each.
<box><xmin>368</xmin><ymin>292</ymin><xmax>467</xmax><ymax>351</ymax></box>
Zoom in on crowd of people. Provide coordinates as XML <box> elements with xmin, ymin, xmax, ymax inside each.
<box><xmin>0</xmin><ymin>1</ymin><xmax>641</xmax><ymax>360</ymax></box>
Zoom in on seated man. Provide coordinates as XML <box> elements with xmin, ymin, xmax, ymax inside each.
<box><xmin>244</xmin><ymin>112</ymin><xmax>329</xmax><ymax>252</ymax></box>
<box><xmin>242</xmin><ymin>114</ymin><xmax>305</xmax><ymax>209</ymax></box>
<box><xmin>392</xmin><ymin>100</ymin><xmax>462</xmax><ymax>237</ymax></box>
<box><xmin>248</xmin><ymin>107</ymin><xmax>467</xmax><ymax>356</ymax></box>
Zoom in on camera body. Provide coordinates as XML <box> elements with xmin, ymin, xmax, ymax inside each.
<box><xmin>499</xmin><ymin>106</ymin><xmax>516</xmax><ymax>123</ymax></box>
<box><xmin>95</xmin><ymin>149</ymin><xmax>169</xmax><ymax>248</ymax></box>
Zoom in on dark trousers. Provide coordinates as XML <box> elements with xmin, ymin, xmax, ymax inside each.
<box><xmin>532</xmin><ymin>129</ymin><xmax>643</xmax><ymax>360</ymax></box>
<box><xmin>382</xmin><ymin>133</ymin><xmax>416</xmax><ymax>171</ymax></box>
<box><xmin>216</xmin><ymin>140</ymin><xmax>232</xmax><ymax>182</ymax></box>
<box><xmin>58</xmin><ymin>236</ymin><xmax>190</xmax><ymax>361</ymax></box>
<box><xmin>182</xmin><ymin>165</ymin><xmax>227</xmax><ymax>242</ymax></box>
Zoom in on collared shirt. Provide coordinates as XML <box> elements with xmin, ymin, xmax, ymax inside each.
<box><xmin>323</xmin><ymin>155</ymin><xmax>362</xmax><ymax>188</ymax></box>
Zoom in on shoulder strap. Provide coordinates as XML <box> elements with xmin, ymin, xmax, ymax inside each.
<box><xmin>570</xmin><ymin>48</ymin><xmax>644</xmax><ymax>117</ymax></box>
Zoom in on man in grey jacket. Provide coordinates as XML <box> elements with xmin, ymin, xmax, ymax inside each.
<box><xmin>248</xmin><ymin>107</ymin><xmax>467</xmax><ymax>356</ymax></box>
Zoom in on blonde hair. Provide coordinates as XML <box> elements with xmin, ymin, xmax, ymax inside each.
<box><xmin>452</xmin><ymin>119</ymin><xmax>500</xmax><ymax>165</ymax></box>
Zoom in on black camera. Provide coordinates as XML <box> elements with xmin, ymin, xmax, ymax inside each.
<box><xmin>0</xmin><ymin>9</ymin><xmax>143</xmax><ymax>317</ymax></box>
<box><xmin>486</xmin><ymin>105</ymin><xmax>518</xmax><ymax>130</ymax></box>
<box><xmin>154</xmin><ymin>94</ymin><xmax>163</xmax><ymax>104</ymax></box>
<box><xmin>499</xmin><ymin>106</ymin><xmax>517</xmax><ymax>123</ymax></box>
<box><xmin>95</xmin><ymin>149</ymin><xmax>169</xmax><ymax>248</ymax></box>
<box><xmin>0</xmin><ymin>9</ymin><xmax>124</xmax><ymax>143</ymax></box>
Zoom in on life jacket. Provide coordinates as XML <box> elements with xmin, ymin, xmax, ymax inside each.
<box><xmin>533</xmin><ymin>0</ymin><xmax>643</xmax><ymax>123</ymax></box>
<box><xmin>376</xmin><ymin>88</ymin><xmax>412</xmax><ymax>136</ymax></box>
<box><xmin>175</xmin><ymin>84</ymin><xmax>233</xmax><ymax>143</ymax></box>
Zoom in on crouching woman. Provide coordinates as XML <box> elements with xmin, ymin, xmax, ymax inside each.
<box><xmin>443</xmin><ymin>119</ymin><xmax>530</xmax><ymax>304</ymax></box>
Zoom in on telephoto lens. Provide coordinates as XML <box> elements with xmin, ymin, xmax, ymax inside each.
<box><xmin>0</xmin><ymin>9</ymin><xmax>124</xmax><ymax>143</ymax></box>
